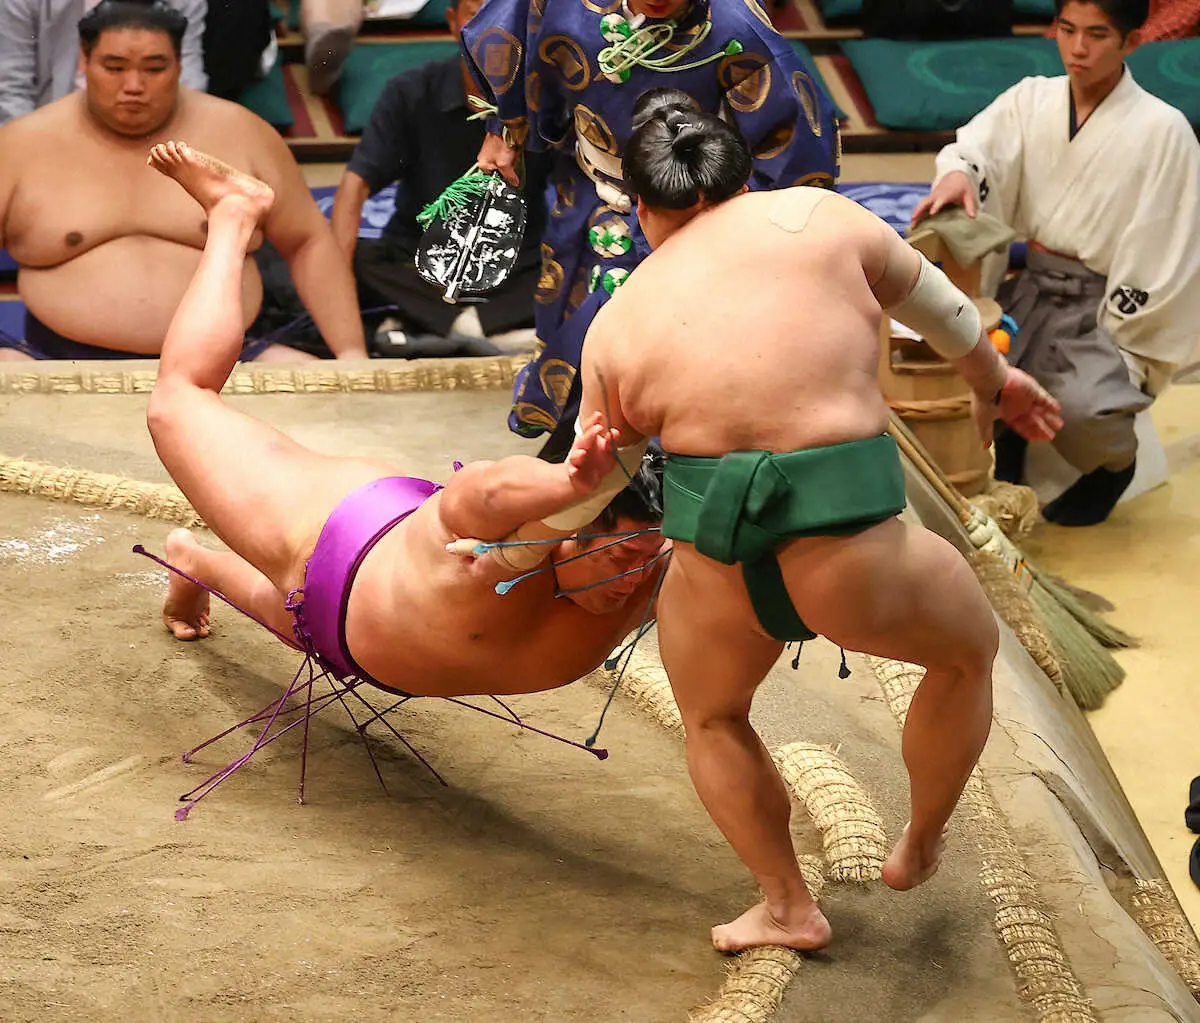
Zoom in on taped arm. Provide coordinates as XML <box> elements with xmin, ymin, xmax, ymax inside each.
<box><xmin>872</xmin><ymin>223</ymin><xmax>1006</xmax><ymax>400</ymax></box>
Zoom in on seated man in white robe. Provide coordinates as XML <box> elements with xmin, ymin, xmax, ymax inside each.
<box><xmin>911</xmin><ymin>0</ymin><xmax>1200</xmax><ymax>526</ymax></box>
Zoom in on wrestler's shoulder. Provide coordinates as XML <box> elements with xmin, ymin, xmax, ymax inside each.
<box><xmin>176</xmin><ymin>88</ymin><xmax>278</xmax><ymax>134</ymax></box>
<box><xmin>0</xmin><ymin>93</ymin><xmax>74</xmax><ymax>147</ymax></box>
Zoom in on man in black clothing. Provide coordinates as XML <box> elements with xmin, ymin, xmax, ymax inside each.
<box><xmin>329</xmin><ymin>0</ymin><xmax>546</xmax><ymax>357</ymax></box>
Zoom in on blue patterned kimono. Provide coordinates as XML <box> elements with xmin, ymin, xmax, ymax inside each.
<box><xmin>463</xmin><ymin>0</ymin><xmax>840</xmax><ymax>437</ymax></box>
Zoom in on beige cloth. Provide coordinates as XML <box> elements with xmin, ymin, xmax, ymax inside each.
<box><xmin>907</xmin><ymin>207</ymin><xmax>1016</xmax><ymax>267</ymax></box>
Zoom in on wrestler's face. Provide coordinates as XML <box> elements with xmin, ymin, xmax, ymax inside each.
<box><xmin>555</xmin><ymin>519</ymin><xmax>665</xmax><ymax>615</ymax></box>
<box><xmin>628</xmin><ymin>0</ymin><xmax>691</xmax><ymax>20</ymax></box>
<box><xmin>1055</xmin><ymin>2</ymin><xmax>1141</xmax><ymax>90</ymax></box>
<box><xmin>81</xmin><ymin>28</ymin><xmax>181</xmax><ymax>138</ymax></box>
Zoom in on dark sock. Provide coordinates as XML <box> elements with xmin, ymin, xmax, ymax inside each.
<box><xmin>1191</xmin><ymin>836</ymin><xmax>1200</xmax><ymax>890</ymax></box>
<box><xmin>993</xmin><ymin>430</ymin><xmax>1028</xmax><ymax>484</ymax></box>
<box><xmin>1042</xmin><ymin>460</ymin><xmax>1136</xmax><ymax>527</ymax></box>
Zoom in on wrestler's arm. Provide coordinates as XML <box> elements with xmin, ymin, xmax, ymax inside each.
<box><xmin>867</xmin><ymin>219</ymin><xmax>1061</xmax><ymax>442</ymax></box>
<box><xmin>250</xmin><ymin>115</ymin><xmax>368</xmax><ymax>359</ymax></box>
<box><xmin>439</xmin><ymin>411</ymin><xmax>620</xmax><ymax>551</ymax></box>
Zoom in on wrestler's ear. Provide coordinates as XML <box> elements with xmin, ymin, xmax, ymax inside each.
<box><xmin>1121</xmin><ymin>28</ymin><xmax>1142</xmax><ymax>57</ymax></box>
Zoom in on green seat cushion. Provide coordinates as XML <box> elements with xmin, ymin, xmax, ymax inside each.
<box><xmin>1127</xmin><ymin>40</ymin><xmax>1200</xmax><ymax>126</ymax></box>
<box><xmin>788</xmin><ymin>39</ymin><xmax>846</xmax><ymax>121</ymax></box>
<box><xmin>337</xmin><ymin>40</ymin><xmax>460</xmax><ymax>134</ymax></box>
<box><xmin>237</xmin><ymin>59</ymin><xmax>294</xmax><ymax>128</ymax></box>
<box><xmin>817</xmin><ymin>0</ymin><xmax>860</xmax><ymax>21</ymax></box>
<box><xmin>1014</xmin><ymin>0</ymin><xmax>1055</xmax><ymax>17</ymax></box>
<box><xmin>840</xmin><ymin>37</ymin><xmax>1061</xmax><ymax>130</ymax></box>
<box><xmin>817</xmin><ymin>0</ymin><xmax>1055</xmax><ymax>20</ymax></box>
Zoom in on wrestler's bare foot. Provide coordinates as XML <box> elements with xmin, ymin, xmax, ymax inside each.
<box><xmin>711</xmin><ymin>899</ymin><xmax>832</xmax><ymax>955</ymax></box>
<box><xmin>147</xmin><ymin>141</ymin><xmax>275</xmax><ymax>222</ymax></box>
<box><xmin>162</xmin><ymin>528</ymin><xmax>211</xmax><ymax>641</ymax></box>
<box><xmin>882</xmin><ymin>822</ymin><xmax>949</xmax><ymax>892</ymax></box>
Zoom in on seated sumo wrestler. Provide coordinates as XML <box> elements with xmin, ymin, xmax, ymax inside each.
<box><xmin>539</xmin><ymin>90</ymin><xmax>1062</xmax><ymax>954</ymax></box>
<box><xmin>0</xmin><ymin>0</ymin><xmax>366</xmax><ymax>363</ymax></box>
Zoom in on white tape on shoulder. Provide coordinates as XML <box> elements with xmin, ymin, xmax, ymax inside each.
<box><xmin>885</xmin><ymin>254</ymin><xmax>981</xmax><ymax>361</ymax></box>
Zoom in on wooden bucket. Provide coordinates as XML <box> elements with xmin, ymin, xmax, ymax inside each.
<box><xmin>879</xmin><ymin>297</ymin><xmax>1002</xmax><ymax>498</ymax></box>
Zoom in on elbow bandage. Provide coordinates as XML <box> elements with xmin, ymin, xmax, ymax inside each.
<box><xmin>886</xmin><ymin>254</ymin><xmax>982</xmax><ymax>361</ymax></box>
<box><xmin>540</xmin><ymin>436</ymin><xmax>650</xmax><ymax>531</ymax></box>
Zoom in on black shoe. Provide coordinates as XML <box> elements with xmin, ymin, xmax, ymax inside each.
<box><xmin>992</xmin><ymin>430</ymin><xmax>1028</xmax><ymax>484</ymax></box>
<box><xmin>1186</xmin><ymin>777</ymin><xmax>1200</xmax><ymax>833</ymax></box>
<box><xmin>1042</xmin><ymin>460</ymin><xmax>1137</xmax><ymax>527</ymax></box>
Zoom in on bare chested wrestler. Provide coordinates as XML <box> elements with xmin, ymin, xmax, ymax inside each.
<box><xmin>543</xmin><ymin>92</ymin><xmax>1063</xmax><ymax>954</ymax></box>
<box><xmin>141</xmin><ymin>141</ymin><xmax>665</xmax><ymax>706</ymax></box>
<box><xmin>0</xmin><ymin>0</ymin><xmax>366</xmax><ymax>363</ymax></box>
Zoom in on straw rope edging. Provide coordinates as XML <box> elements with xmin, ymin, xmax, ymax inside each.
<box><xmin>870</xmin><ymin>656</ymin><xmax>1100</xmax><ymax>1022</ymax></box>
<box><xmin>1130</xmin><ymin>879</ymin><xmax>1200</xmax><ymax>1002</ymax></box>
<box><xmin>5</xmin><ymin>458</ymin><xmax>1197</xmax><ymax>1017</ymax></box>
<box><xmin>0</xmin><ymin>454</ymin><xmax>205</xmax><ymax>527</ymax></box>
<box><xmin>0</xmin><ymin>355</ymin><xmax>531</xmax><ymax>396</ymax></box>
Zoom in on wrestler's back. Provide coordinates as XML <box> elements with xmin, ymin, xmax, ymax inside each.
<box><xmin>594</xmin><ymin>188</ymin><xmax>892</xmax><ymax>455</ymax></box>
<box><xmin>341</xmin><ymin>498</ymin><xmax>654</xmax><ymax>698</ymax></box>
<box><xmin>0</xmin><ymin>91</ymin><xmax>267</xmax><ymax>352</ymax></box>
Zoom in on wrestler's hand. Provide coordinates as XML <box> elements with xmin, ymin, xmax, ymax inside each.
<box><xmin>565</xmin><ymin>411</ymin><xmax>620</xmax><ymax>495</ymax></box>
<box><xmin>911</xmin><ymin>171</ymin><xmax>977</xmax><ymax>226</ymax></box>
<box><xmin>973</xmin><ymin>367</ymin><xmax>1063</xmax><ymax>446</ymax></box>
<box><xmin>477</xmin><ymin>132</ymin><xmax>521</xmax><ymax>187</ymax></box>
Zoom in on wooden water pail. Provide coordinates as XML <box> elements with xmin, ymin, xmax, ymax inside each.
<box><xmin>879</xmin><ymin>235</ymin><xmax>1000</xmax><ymax>497</ymax></box>
<box><xmin>879</xmin><ymin>296</ymin><xmax>1002</xmax><ymax>498</ymax></box>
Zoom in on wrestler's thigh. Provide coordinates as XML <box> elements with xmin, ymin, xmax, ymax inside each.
<box><xmin>656</xmin><ymin>548</ymin><xmax>784</xmax><ymax>724</ymax></box>
<box><xmin>783</xmin><ymin>519</ymin><xmax>996</xmax><ymax>672</ymax></box>
<box><xmin>149</xmin><ymin>384</ymin><xmax>396</xmax><ymax>588</ymax></box>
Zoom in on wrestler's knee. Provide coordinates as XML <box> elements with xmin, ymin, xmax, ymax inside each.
<box><xmin>146</xmin><ymin>377</ymin><xmax>192</xmax><ymax>443</ymax></box>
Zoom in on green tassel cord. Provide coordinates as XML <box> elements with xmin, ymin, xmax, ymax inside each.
<box><xmin>416</xmin><ymin>170</ymin><xmax>495</xmax><ymax>230</ymax></box>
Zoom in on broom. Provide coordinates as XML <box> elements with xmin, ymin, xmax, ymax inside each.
<box><xmin>887</xmin><ymin>412</ymin><xmax>1133</xmax><ymax>710</ymax></box>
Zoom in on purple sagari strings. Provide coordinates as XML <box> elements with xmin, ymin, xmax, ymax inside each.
<box><xmin>133</xmin><ymin>544</ymin><xmax>607</xmax><ymax>820</ymax></box>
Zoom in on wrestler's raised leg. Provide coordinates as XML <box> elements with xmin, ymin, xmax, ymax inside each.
<box><xmin>657</xmin><ymin>549</ymin><xmax>832</xmax><ymax>954</ymax></box>
<box><xmin>145</xmin><ymin>142</ymin><xmax>393</xmax><ymax>590</ymax></box>
<box><xmin>785</xmin><ymin>518</ymin><xmax>999</xmax><ymax>892</ymax></box>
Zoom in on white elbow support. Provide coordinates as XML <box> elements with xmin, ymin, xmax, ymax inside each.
<box><xmin>540</xmin><ymin>436</ymin><xmax>651</xmax><ymax>531</ymax></box>
<box><xmin>886</xmin><ymin>254</ymin><xmax>982</xmax><ymax>361</ymax></box>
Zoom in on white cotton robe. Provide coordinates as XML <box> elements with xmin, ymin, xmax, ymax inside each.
<box><xmin>933</xmin><ymin>69</ymin><xmax>1200</xmax><ymax>395</ymax></box>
